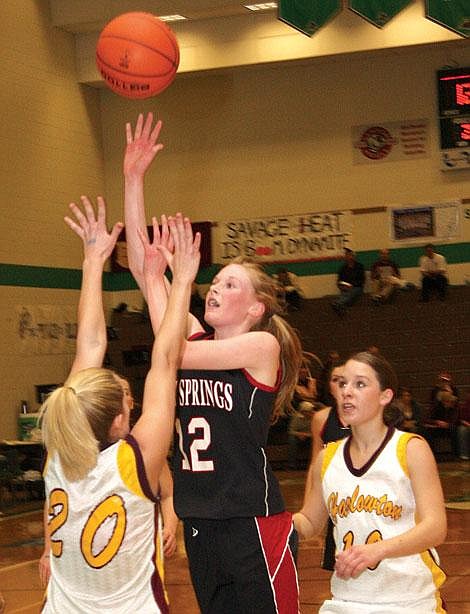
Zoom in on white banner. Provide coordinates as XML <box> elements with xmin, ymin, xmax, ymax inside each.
<box><xmin>352</xmin><ymin>119</ymin><xmax>429</xmax><ymax>164</ymax></box>
<box><xmin>214</xmin><ymin>211</ymin><xmax>353</xmax><ymax>264</ymax></box>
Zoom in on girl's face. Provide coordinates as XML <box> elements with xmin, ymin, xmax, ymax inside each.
<box><xmin>337</xmin><ymin>359</ymin><xmax>392</xmax><ymax>427</ymax></box>
<box><xmin>205</xmin><ymin>264</ymin><xmax>262</xmax><ymax>328</ymax></box>
<box><xmin>329</xmin><ymin>365</ymin><xmax>344</xmax><ymax>400</ymax></box>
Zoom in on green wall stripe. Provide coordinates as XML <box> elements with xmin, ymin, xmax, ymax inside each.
<box><xmin>1</xmin><ymin>242</ymin><xmax>468</xmax><ymax>290</ymax></box>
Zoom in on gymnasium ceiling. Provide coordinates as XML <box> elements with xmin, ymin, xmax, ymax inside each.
<box><xmin>48</xmin><ymin>1</ymin><xmax>468</xmax><ymax>85</ymax></box>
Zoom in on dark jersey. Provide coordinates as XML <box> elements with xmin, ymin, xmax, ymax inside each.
<box><xmin>321</xmin><ymin>405</ymin><xmax>351</xmax><ymax>444</ymax></box>
<box><xmin>173</xmin><ymin>333</ymin><xmax>285</xmax><ymax>519</ymax></box>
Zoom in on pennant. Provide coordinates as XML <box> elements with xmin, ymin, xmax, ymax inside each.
<box><xmin>349</xmin><ymin>0</ymin><xmax>412</xmax><ymax>28</ymax></box>
<box><xmin>278</xmin><ymin>0</ymin><xmax>342</xmax><ymax>37</ymax></box>
<box><xmin>425</xmin><ymin>1</ymin><xmax>470</xmax><ymax>38</ymax></box>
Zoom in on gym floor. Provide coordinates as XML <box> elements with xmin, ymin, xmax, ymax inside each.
<box><xmin>0</xmin><ymin>460</ymin><xmax>468</xmax><ymax>613</ymax></box>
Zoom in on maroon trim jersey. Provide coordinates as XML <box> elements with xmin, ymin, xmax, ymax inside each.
<box><xmin>42</xmin><ymin>434</ymin><xmax>168</xmax><ymax>613</ymax></box>
<box><xmin>173</xmin><ymin>333</ymin><xmax>285</xmax><ymax>519</ymax></box>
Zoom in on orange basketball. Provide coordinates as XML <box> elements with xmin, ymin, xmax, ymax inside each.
<box><xmin>96</xmin><ymin>12</ymin><xmax>180</xmax><ymax>99</ymax></box>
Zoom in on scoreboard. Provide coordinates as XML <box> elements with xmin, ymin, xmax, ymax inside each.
<box><xmin>437</xmin><ymin>67</ymin><xmax>470</xmax><ymax>170</ymax></box>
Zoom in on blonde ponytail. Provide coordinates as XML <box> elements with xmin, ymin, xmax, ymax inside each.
<box><xmin>40</xmin><ymin>368</ymin><xmax>124</xmax><ymax>482</ymax></box>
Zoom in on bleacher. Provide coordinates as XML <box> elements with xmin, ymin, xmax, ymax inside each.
<box><xmin>285</xmin><ymin>284</ymin><xmax>470</xmax><ymax>412</ymax></box>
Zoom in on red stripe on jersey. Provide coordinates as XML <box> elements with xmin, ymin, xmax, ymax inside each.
<box><xmin>255</xmin><ymin>511</ymin><xmax>300</xmax><ymax>614</ymax></box>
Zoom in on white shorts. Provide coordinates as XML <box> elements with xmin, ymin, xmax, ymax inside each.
<box><xmin>319</xmin><ymin>596</ymin><xmax>446</xmax><ymax>614</ymax></box>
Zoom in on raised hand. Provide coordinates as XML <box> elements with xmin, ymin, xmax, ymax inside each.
<box><xmin>138</xmin><ymin>214</ymin><xmax>174</xmax><ymax>281</ymax></box>
<box><xmin>160</xmin><ymin>213</ymin><xmax>201</xmax><ymax>285</ymax></box>
<box><xmin>64</xmin><ymin>196</ymin><xmax>123</xmax><ymax>262</ymax></box>
<box><xmin>124</xmin><ymin>112</ymin><xmax>163</xmax><ymax>179</ymax></box>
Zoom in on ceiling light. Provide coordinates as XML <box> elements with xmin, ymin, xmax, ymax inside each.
<box><xmin>244</xmin><ymin>3</ymin><xmax>278</xmax><ymax>11</ymax></box>
<box><xmin>159</xmin><ymin>14</ymin><xmax>187</xmax><ymax>22</ymax></box>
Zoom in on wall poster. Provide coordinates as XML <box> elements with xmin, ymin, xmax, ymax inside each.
<box><xmin>391</xmin><ymin>201</ymin><xmax>460</xmax><ymax>242</ymax></box>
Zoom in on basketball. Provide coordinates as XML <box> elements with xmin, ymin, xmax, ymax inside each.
<box><xmin>96</xmin><ymin>12</ymin><xmax>180</xmax><ymax>99</ymax></box>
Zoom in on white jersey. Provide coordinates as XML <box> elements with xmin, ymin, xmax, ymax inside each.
<box><xmin>321</xmin><ymin>428</ymin><xmax>446</xmax><ymax>613</ymax></box>
<box><xmin>42</xmin><ymin>434</ymin><xmax>169</xmax><ymax>614</ymax></box>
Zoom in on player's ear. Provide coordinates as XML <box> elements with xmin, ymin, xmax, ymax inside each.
<box><xmin>248</xmin><ymin>301</ymin><xmax>265</xmax><ymax>320</ymax></box>
<box><xmin>380</xmin><ymin>388</ymin><xmax>394</xmax><ymax>406</ymax></box>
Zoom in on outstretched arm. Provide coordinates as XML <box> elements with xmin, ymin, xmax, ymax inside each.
<box><xmin>124</xmin><ymin>112</ymin><xmax>164</xmax><ymax>295</ymax></box>
<box><xmin>65</xmin><ymin>196</ymin><xmax>123</xmax><ymax>376</ymax></box>
<box><xmin>131</xmin><ymin>214</ymin><xmax>201</xmax><ymax>493</ymax></box>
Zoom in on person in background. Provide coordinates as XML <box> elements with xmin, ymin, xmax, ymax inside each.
<box><xmin>419</xmin><ymin>243</ymin><xmax>448</xmax><ymax>302</ymax></box>
<box><xmin>274</xmin><ymin>267</ymin><xmax>304</xmax><ymax>311</ymax></box>
<box><xmin>317</xmin><ymin>350</ymin><xmax>341</xmax><ymax>406</ymax></box>
<box><xmin>395</xmin><ymin>386</ymin><xmax>424</xmax><ymax>435</ymax></box>
<box><xmin>430</xmin><ymin>371</ymin><xmax>459</xmax><ymax>414</ymax></box>
<box><xmin>424</xmin><ymin>390</ymin><xmax>459</xmax><ymax>458</ymax></box>
<box><xmin>305</xmin><ymin>364</ymin><xmax>350</xmax><ymax>570</ymax></box>
<box><xmin>124</xmin><ymin>112</ymin><xmax>302</xmax><ymax>614</ymax></box>
<box><xmin>331</xmin><ymin>248</ymin><xmax>365</xmax><ymax>315</ymax></box>
<box><xmin>287</xmin><ymin>360</ymin><xmax>324</xmax><ymax>470</ymax></box>
<box><xmin>370</xmin><ymin>248</ymin><xmax>414</xmax><ymax>304</ymax></box>
<box><xmin>39</xmin><ymin>197</ymin><xmax>199</xmax><ymax>613</ymax></box>
<box><xmin>295</xmin><ymin>351</ymin><xmax>447</xmax><ymax>614</ymax></box>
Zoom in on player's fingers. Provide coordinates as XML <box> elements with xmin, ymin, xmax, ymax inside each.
<box><xmin>80</xmin><ymin>195</ymin><xmax>96</xmax><ymax>223</ymax></box>
<box><xmin>64</xmin><ymin>216</ymin><xmax>85</xmax><ymax>239</ymax></box>
<box><xmin>137</xmin><ymin>226</ymin><xmax>150</xmax><ymax>247</ymax></box>
<box><xmin>110</xmin><ymin>222</ymin><xmax>124</xmax><ymax>244</ymax></box>
<box><xmin>134</xmin><ymin>113</ymin><xmax>144</xmax><ymax>139</ymax></box>
<box><xmin>150</xmin><ymin>118</ymin><xmax>163</xmax><ymax>144</ymax></box>
<box><xmin>142</xmin><ymin>112</ymin><xmax>154</xmax><ymax>139</ymax></box>
<box><xmin>125</xmin><ymin>122</ymin><xmax>133</xmax><ymax>145</ymax></box>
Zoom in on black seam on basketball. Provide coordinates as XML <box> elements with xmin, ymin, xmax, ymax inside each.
<box><xmin>96</xmin><ymin>51</ymin><xmax>175</xmax><ymax>78</ymax></box>
<box><xmin>98</xmin><ymin>34</ymin><xmax>178</xmax><ymax>68</ymax></box>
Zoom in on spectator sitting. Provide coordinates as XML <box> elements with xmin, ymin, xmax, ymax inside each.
<box><xmin>430</xmin><ymin>371</ymin><xmax>459</xmax><ymax>414</ymax></box>
<box><xmin>331</xmin><ymin>248</ymin><xmax>365</xmax><ymax>315</ymax></box>
<box><xmin>287</xmin><ymin>363</ymin><xmax>324</xmax><ymax>469</ymax></box>
<box><xmin>424</xmin><ymin>390</ymin><xmax>459</xmax><ymax>457</ymax></box>
<box><xmin>370</xmin><ymin>248</ymin><xmax>414</xmax><ymax>304</ymax></box>
<box><xmin>287</xmin><ymin>404</ymin><xmax>313</xmax><ymax>470</ymax></box>
<box><xmin>274</xmin><ymin>267</ymin><xmax>304</xmax><ymax>311</ymax></box>
<box><xmin>456</xmin><ymin>392</ymin><xmax>470</xmax><ymax>461</ymax></box>
<box><xmin>317</xmin><ymin>350</ymin><xmax>341</xmax><ymax>405</ymax></box>
<box><xmin>396</xmin><ymin>386</ymin><xmax>424</xmax><ymax>434</ymax></box>
<box><xmin>419</xmin><ymin>243</ymin><xmax>448</xmax><ymax>302</ymax></box>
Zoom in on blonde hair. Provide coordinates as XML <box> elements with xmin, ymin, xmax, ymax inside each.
<box><xmin>39</xmin><ymin>368</ymin><xmax>124</xmax><ymax>482</ymax></box>
<box><xmin>231</xmin><ymin>257</ymin><xmax>303</xmax><ymax>421</ymax></box>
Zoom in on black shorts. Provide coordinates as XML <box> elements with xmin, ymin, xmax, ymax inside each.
<box><xmin>183</xmin><ymin>511</ymin><xmax>299</xmax><ymax>614</ymax></box>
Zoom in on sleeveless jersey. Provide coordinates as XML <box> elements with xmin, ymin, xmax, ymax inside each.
<box><xmin>42</xmin><ymin>434</ymin><xmax>168</xmax><ymax>614</ymax></box>
<box><xmin>174</xmin><ymin>334</ymin><xmax>285</xmax><ymax>518</ymax></box>
<box><xmin>321</xmin><ymin>427</ymin><xmax>446</xmax><ymax>612</ymax></box>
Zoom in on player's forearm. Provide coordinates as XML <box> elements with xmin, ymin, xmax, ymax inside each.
<box><xmin>374</xmin><ymin>515</ymin><xmax>447</xmax><ymax>561</ymax></box>
<box><xmin>124</xmin><ymin>175</ymin><xmax>147</xmax><ymax>294</ymax></box>
<box><xmin>145</xmin><ymin>275</ymin><xmax>170</xmax><ymax>337</ymax></box>
<box><xmin>293</xmin><ymin>511</ymin><xmax>318</xmax><ymax>540</ymax></box>
<box><xmin>75</xmin><ymin>258</ymin><xmax>107</xmax><ymax>360</ymax></box>
<box><xmin>151</xmin><ymin>277</ymin><xmax>191</xmax><ymax>370</ymax></box>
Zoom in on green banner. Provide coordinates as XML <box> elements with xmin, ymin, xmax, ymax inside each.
<box><xmin>425</xmin><ymin>1</ymin><xmax>470</xmax><ymax>38</ymax></box>
<box><xmin>278</xmin><ymin>0</ymin><xmax>342</xmax><ymax>37</ymax></box>
<box><xmin>349</xmin><ymin>0</ymin><xmax>412</xmax><ymax>28</ymax></box>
